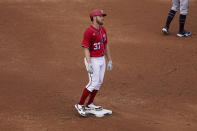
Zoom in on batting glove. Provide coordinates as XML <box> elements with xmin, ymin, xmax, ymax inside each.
<box><xmin>107</xmin><ymin>60</ymin><xmax>113</xmax><ymax>71</ymax></box>
<box><xmin>87</xmin><ymin>63</ymin><xmax>93</xmax><ymax>74</ymax></box>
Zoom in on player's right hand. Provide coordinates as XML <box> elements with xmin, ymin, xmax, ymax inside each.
<box><xmin>87</xmin><ymin>63</ymin><xmax>93</xmax><ymax>74</ymax></box>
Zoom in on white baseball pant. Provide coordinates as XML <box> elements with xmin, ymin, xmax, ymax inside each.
<box><xmin>84</xmin><ymin>56</ymin><xmax>106</xmax><ymax>92</ymax></box>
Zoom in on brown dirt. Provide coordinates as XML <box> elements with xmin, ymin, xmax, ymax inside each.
<box><xmin>0</xmin><ymin>0</ymin><xmax>197</xmax><ymax>131</ymax></box>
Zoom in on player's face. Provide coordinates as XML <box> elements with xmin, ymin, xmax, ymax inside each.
<box><xmin>96</xmin><ymin>15</ymin><xmax>104</xmax><ymax>25</ymax></box>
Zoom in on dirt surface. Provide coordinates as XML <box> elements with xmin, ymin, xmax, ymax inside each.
<box><xmin>0</xmin><ymin>0</ymin><xmax>197</xmax><ymax>131</ymax></box>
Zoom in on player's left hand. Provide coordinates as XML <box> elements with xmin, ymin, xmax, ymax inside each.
<box><xmin>107</xmin><ymin>60</ymin><xmax>113</xmax><ymax>71</ymax></box>
<box><xmin>87</xmin><ymin>63</ymin><xmax>94</xmax><ymax>74</ymax></box>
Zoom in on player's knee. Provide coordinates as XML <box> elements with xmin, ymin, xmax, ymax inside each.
<box><xmin>98</xmin><ymin>81</ymin><xmax>102</xmax><ymax>86</ymax></box>
<box><xmin>171</xmin><ymin>6</ymin><xmax>179</xmax><ymax>12</ymax></box>
<box><xmin>95</xmin><ymin>84</ymin><xmax>102</xmax><ymax>90</ymax></box>
<box><xmin>180</xmin><ymin>12</ymin><xmax>188</xmax><ymax>15</ymax></box>
<box><xmin>94</xmin><ymin>86</ymin><xmax>100</xmax><ymax>91</ymax></box>
<box><xmin>94</xmin><ymin>82</ymin><xmax>103</xmax><ymax>90</ymax></box>
<box><xmin>180</xmin><ymin>10</ymin><xmax>188</xmax><ymax>15</ymax></box>
<box><xmin>92</xmin><ymin>81</ymin><xmax>100</xmax><ymax>87</ymax></box>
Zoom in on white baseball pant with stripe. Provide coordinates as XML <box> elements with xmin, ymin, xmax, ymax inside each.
<box><xmin>84</xmin><ymin>56</ymin><xmax>106</xmax><ymax>92</ymax></box>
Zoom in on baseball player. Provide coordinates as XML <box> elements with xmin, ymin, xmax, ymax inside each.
<box><xmin>162</xmin><ymin>0</ymin><xmax>191</xmax><ymax>37</ymax></box>
<box><xmin>75</xmin><ymin>9</ymin><xmax>113</xmax><ymax>117</ymax></box>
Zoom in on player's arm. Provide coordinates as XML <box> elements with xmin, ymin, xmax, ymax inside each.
<box><xmin>84</xmin><ymin>47</ymin><xmax>93</xmax><ymax>74</ymax></box>
<box><xmin>81</xmin><ymin>29</ymin><xmax>93</xmax><ymax>74</ymax></box>
<box><xmin>105</xmin><ymin>44</ymin><xmax>113</xmax><ymax>71</ymax></box>
<box><xmin>105</xmin><ymin>44</ymin><xmax>112</xmax><ymax>61</ymax></box>
<box><xmin>81</xmin><ymin>29</ymin><xmax>91</xmax><ymax>63</ymax></box>
<box><xmin>84</xmin><ymin>48</ymin><xmax>91</xmax><ymax>63</ymax></box>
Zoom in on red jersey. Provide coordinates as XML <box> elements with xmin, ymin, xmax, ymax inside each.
<box><xmin>81</xmin><ymin>25</ymin><xmax>108</xmax><ymax>57</ymax></box>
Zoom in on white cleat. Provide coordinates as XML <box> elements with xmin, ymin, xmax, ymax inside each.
<box><xmin>86</xmin><ymin>103</ymin><xmax>103</xmax><ymax>111</ymax></box>
<box><xmin>74</xmin><ymin>104</ymin><xmax>87</xmax><ymax>117</ymax></box>
<box><xmin>162</xmin><ymin>27</ymin><xmax>169</xmax><ymax>35</ymax></box>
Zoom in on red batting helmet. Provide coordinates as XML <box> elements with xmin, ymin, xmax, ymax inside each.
<box><xmin>90</xmin><ymin>9</ymin><xmax>107</xmax><ymax>19</ymax></box>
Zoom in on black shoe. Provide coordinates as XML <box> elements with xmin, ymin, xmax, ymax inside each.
<box><xmin>177</xmin><ymin>31</ymin><xmax>191</xmax><ymax>37</ymax></box>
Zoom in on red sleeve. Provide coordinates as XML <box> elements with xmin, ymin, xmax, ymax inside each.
<box><xmin>81</xmin><ymin>29</ymin><xmax>91</xmax><ymax>48</ymax></box>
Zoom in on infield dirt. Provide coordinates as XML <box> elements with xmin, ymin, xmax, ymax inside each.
<box><xmin>0</xmin><ymin>0</ymin><xmax>197</xmax><ymax>131</ymax></box>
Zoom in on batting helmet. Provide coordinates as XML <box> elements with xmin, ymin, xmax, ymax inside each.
<box><xmin>90</xmin><ymin>9</ymin><xmax>107</xmax><ymax>20</ymax></box>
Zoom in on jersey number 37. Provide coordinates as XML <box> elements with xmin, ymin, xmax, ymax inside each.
<box><xmin>94</xmin><ymin>42</ymin><xmax>101</xmax><ymax>50</ymax></box>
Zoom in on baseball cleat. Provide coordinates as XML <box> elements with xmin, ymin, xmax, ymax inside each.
<box><xmin>177</xmin><ymin>31</ymin><xmax>191</xmax><ymax>37</ymax></box>
<box><xmin>86</xmin><ymin>103</ymin><xmax>103</xmax><ymax>111</ymax></box>
<box><xmin>75</xmin><ymin>104</ymin><xmax>87</xmax><ymax>117</ymax></box>
<box><xmin>162</xmin><ymin>27</ymin><xmax>169</xmax><ymax>35</ymax></box>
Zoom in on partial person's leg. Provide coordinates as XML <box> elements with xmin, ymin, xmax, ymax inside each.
<box><xmin>97</xmin><ymin>57</ymin><xmax>106</xmax><ymax>91</ymax></box>
<box><xmin>81</xmin><ymin>57</ymin><xmax>100</xmax><ymax>104</ymax></box>
<box><xmin>77</xmin><ymin>58</ymin><xmax>99</xmax><ymax>105</ymax></box>
<box><xmin>93</xmin><ymin>57</ymin><xmax>106</xmax><ymax>94</ymax></box>
<box><xmin>87</xmin><ymin>57</ymin><xmax>105</xmax><ymax>110</ymax></box>
<box><xmin>78</xmin><ymin>88</ymin><xmax>91</xmax><ymax>105</ymax></box>
<box><xmin>180</xmin><ymin>0</ymin><xmax>189</xmax><ymax>16</ymax></box>
<box><xmin>179</xmin><ymin>14</ymin><xmax>186</xmax><ymax>32</ymax></box>
<box><xmin>87</xmin><ymin>90</ymin><xmax>98</xmax><ymax>105</ymax></box>
<box><xmin>167</xmin><ymin>0</ymin><xmax>180</xmax><ymax>27</ymax></box>
<box><xmin>89</xmin><ymin>57</ymin><xmax>105</xmax><ymax>102</ymax></box>
<box><xmin>165</xmin><ymin>9</ymin><xmax>177</xmax><ymax>29</ymax></box>
<box><xmin>87</xmin><ymin>57</ymin><xmax>105</xmax><ymax>105</ymax></box>
<box><xmin>85</xmin><ymin>58</ymin><xmax>100</xmax><ymax>92</ymax></box>
<box><xmin>177</xmin><ymin>0</ymin><xmax>191</xmax><ymax>37</ymax></box>
<box><xmin>171</xmin><ymin>0</ymin><xmax>180</xmax><ymax>12</ymax></box>
<box><xmin>75</xmin><ymin>58</ymin><xmax>101</xmax><ymax>116</ymax></box>
<box><xmin>162</xmin><ymin>0</ymin><xmax>179</xmax><ymax>34</ymax></box>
